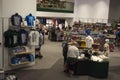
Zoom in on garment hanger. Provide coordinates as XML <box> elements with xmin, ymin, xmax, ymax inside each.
<box><xmin>15</xmin><ymin>13</ymin><xmax>19</xmax><ymax>15</ymax></box>
<box><xmin>29</xmin><ymin>13</ymin><xmax>32</xmax><ymax>16</ymax></box>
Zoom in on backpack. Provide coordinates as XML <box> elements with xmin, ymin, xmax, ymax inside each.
<box><xmin>118</xmin><ymin>31</ymin><xmax>120</xmax><ymax>37</ymax></box>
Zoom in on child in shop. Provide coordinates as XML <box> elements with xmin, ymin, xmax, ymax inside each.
<box><xmin>104</xmin><ymin>39</ymin><xmax>110</xmax><ymax>57</ymax></box>
<box><xmin>35</xmin><ymin>28</ymin><xmax>43</xmax><ymax>59</ymax></box>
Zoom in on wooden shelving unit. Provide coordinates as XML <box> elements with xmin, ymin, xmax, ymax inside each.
<box><xmin>10</xmin><ymin>62</ymin><xmax>31</xmax><ymax>66</ymax></box>
<box><xmin>13</xmin><ymin>51</ymin><xmax>33</xmax><ymax>55</ymax></box>
<box><xmin>10</xmin><ymin>50</ymin><xmax>34</xmax><ymax>66</ymax></box>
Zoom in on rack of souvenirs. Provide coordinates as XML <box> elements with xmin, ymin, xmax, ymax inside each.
<box><xmin>66</xmin><ymin>30</ymin><xmax>115</xmax><ymax>52</ymax></box>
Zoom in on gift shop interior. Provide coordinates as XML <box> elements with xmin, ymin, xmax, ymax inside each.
<box><xmin>0</xmin><ymin>0</ymin><xmax>120</xmax><ymax>80</ymax></box>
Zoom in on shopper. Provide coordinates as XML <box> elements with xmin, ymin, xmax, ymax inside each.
<box><xmin>67</xmin><ymin>41</ymin><xmax>79</xmax><ymax>75</ymax></box>
<box><xmin>51</xmin><ymin>25</ymin><xmax>56</xmax><ymax>41</ymax></box>
<box><xmin>85</xmin><ymin>27</ymin><xmax>91</xmax><ymax>35</ymax></box>
<box><xmin>85</xmin><ymin>35</ymin><xmax>94</xmax><ymax>49</ymax></box>
<box><xmin>62</xmin><ymin>38</ymin><xmax>68</xmax><ymax>72</ymax></box>
<box><xmin>35</xmin><ymin>29</ymin><xmax>43</xmax><ymax>59</ymax></box>
<box><xmin>104</xmin><ymin>39</ymin><xmax>110</xmax><ymax>57</ymax></box>
<box><xmin>56</xmin><ymin>27</ymin><xmax>61</xmax><ymax>41</ymax></box>
<box><xmin>116</xmin><ymin>28</ymin><xmax>120</xmax><ymax>49</ymax></box>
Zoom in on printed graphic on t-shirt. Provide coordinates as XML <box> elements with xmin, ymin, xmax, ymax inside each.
<box><xmin>14</xmin><ymin>16</ymin><xmax>20</xmax><ymax>26</ymax></box>
<box><xmin>13</xmin><ymin>35</ymin><xmax>17</xmax><ymax>44</ymax></box>
<box><xmin>21</xmin><ymin>34</ymin><xmax>26</xmax><ymax>43</ymax></box>
<box><xmin>32</xmin><ymin>32</ymin><xmax>37</xmax><ymax>43</ymax></box>
<box><xmin>29</xmin><ymin>17</ymin><xmax>33</xmax><ymax>25</ymax></box>
<box><xmin>29</xmin><ymin>31</ymin><xmax>39</xmax><ymax>46</ymax></box>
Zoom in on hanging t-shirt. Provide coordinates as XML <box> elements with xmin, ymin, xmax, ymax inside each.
<box><xmin>25</xmin><ymin>15</ymin><xmax>35</xmax><ymax>26</ymax></box>
<box><xmin>11</xmin><ymin>13</ymin><xmax>22</xmax><ymax>26</ymax></box>
<box><xmin>116</xmin><ymin>31</ymin><xmax>120</xmax><ymax>38</ymax></box>
<box><xmin>39</xmin><ymin>18</ymin><xmax>46</xmax><ymax>25</ymax></box>
<box><xmin>18</xmin><ymin>29</ymin><xmax>28</xmax><ymax>46</ymax></box>
<box><xmin>29</xmin><ymin>30</ymin><xmax>40</xmax><ymax>46</ymax></box>
<box><xmin>4</xmin><ymin>30</ymin><xmax>13</xmax><ymax>47</ymax></box>
<box><xmin>4</xmin><ymin>30</ymin><xmax>18</xmax><ymax>48</ymax></box>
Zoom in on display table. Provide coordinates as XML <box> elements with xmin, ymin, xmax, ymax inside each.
<box><xmin>74</xmin><ymin>59</ymin><xmax>109</xmax><ymax>79</ymax></box>
<box><xmin>88</xmin><ymin>60</ymin><xmax>109</xmax><ymax>78</ymax></box>
<box><xmin>75</xmin><ymin>59</ymin><xmax>89</xmax><ymax>75</ymax></box>
<box><xmin>66</xmin><ymin>40</ymin><xmax>109</xmax><ymax>78</ymax></box>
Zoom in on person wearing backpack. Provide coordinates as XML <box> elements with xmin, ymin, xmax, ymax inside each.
<box><xmin>115</xmin><ymin>28</ymin><xmax>120</xmax><ymax>46</ymax></box>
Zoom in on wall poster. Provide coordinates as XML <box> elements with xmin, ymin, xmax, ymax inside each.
<box><xmin>37</xmin><ymin>0</ymin><xmax>74</xmax><ymax>13</ymax></box>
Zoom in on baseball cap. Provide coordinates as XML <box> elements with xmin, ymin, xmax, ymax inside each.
<box><xmin>105</xmin><ymin>39</ymin><xmax>109</xmax><ymax>42</ymax></box>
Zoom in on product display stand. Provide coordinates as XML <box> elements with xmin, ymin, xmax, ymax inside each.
<box><xmin>2</xmin><ymin>16</ymin><xmax>36</xmax><ymax>71</ymax></box>
<box><xmin>9</xmin><ymin>50</ymin><xmax>34</xmax><ymax>66</ymax></box>
<box><xmin>66</xmin><ymin>35</ymin><xmax>109</xmax><ymax>79</ymax></box>
<box><xmin>75</xmin><ymin>59</ymin><xmax>89</xmax><ymax>75</ymax></box>
<box><xmin>88</xmin><ymin>60</ymin><xmax>109</xmax><ymax>78</ymax></box>
<box><xmin>74</xmin><ymin>59</ymin><xmax>109</xmax><ymax>79</ymax></box>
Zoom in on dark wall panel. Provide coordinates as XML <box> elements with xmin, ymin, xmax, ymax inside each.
<box><xmin>109</xmin><ymin>0</ymin><xmax>120</xmax><ymax>22</ymax></box>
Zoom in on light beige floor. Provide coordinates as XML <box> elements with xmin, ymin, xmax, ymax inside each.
<box><xmin>24</xmin><ymin>36</ymin><xmax>63</xmax><ymax>69</ymax></box>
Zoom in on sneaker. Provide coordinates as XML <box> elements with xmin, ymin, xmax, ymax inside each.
<box><xmin>64</xmin><ymin>70</ymin><xmax>69</xmax><ymax>73</ymax></box>
<box><xmin>38</xmin><ymin>55</ymin><xmax>43</xmax><ymax>59</ymax></box>
<box><xmin>35</xmin><ymin>55</ymin><xmax>39</xmax><ymax>58</ymax></box>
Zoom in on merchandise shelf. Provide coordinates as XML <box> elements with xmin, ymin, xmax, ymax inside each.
<box><xmin>10</xmin><ymin>61</ymin><xmax>32</xmax><ymax>66</ymax></box>
<box><xmin>13</xmin><ymin>51</ymin><xmax>33</xmax><ymax>56</ymax></box>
